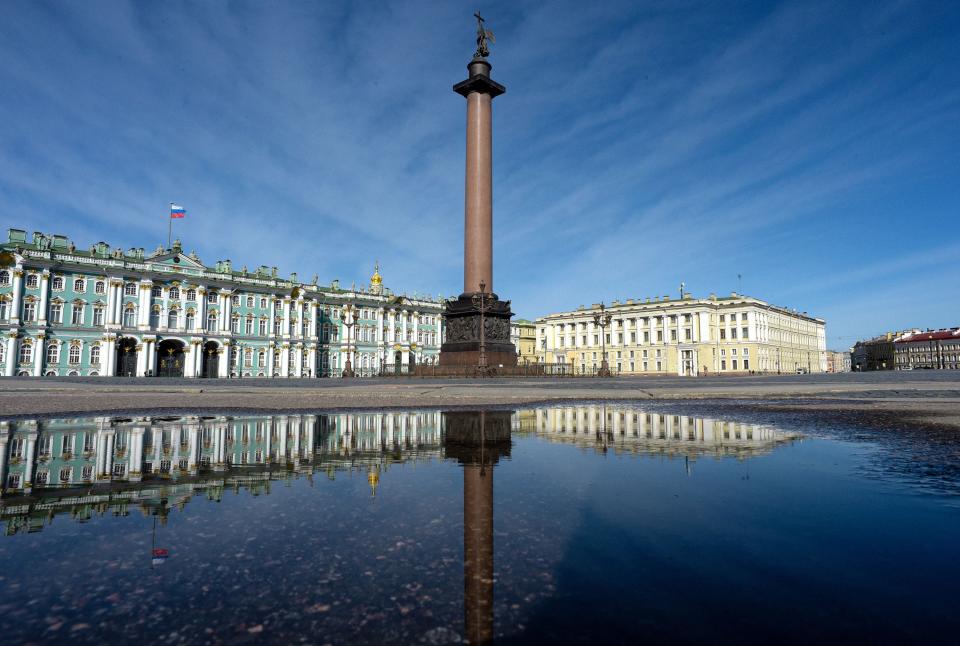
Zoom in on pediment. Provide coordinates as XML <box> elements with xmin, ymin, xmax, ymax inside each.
<box><xmin>145</xmin><ymin>252</ymin><xmax>206</xmax><ymax>271</ymax></box>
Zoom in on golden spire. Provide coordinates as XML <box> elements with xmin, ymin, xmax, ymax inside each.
<box><xmin>370</xmin><ymin>260</ymin><xmax>382</xmax><ymax>286</ymax></box>
<box><xmin>367</xmin><ymin>467</ymin><xmax>380</xmax><ymax>497</ymax></box>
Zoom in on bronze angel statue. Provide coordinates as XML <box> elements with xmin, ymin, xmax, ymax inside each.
<box><xmin>474</xmin><ymin>11</ymin><xmax>495</xmax><ymax>58</ymax></box>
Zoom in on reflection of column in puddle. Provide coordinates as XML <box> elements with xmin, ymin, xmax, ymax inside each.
<box><xmin>443</xmin><ymin>410</ymin><xmax>512</xmax><ymax>646</ymax></box>
<box><xmin>464</xmin><ymin>462</ymin><xmax>494</xmax><ymax>644</ymax></box>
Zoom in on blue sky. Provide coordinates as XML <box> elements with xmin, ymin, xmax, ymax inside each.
<box><xmin>1</xmin><ymin>0</ymin><xmax>957</xmax><ymax>348</ymax></box>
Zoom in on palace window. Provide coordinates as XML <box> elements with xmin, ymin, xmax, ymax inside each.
<box><xmin>23</xmin><ymin>301</ymin><xmax>36</xmax><ymax>321</ymax></box>
<box><xmin>207</xmin><ymin>292</ymin><xmax>218</xmax><ymax>304</ymax></box>
<box><xmin>90</xmin><ymin>345</ymin><xmax>101</xmax><ymax>365</ymax></box>
<box><xmin>123</xmin><ymin>307</ymin><xmax>136</xmax><ymax>327</ymax></box>
<box><xmin>59</xmin><ymin>467</ymin><xmax>72</xmax><ymax>482</ymax></box>
<box><xmin>731</xmin><ymin>328</ymin><xmax>738</xmax><ymax>339</ymax></box>
<box><xmin>149</xmin><ymin>309</ymin><xmax>160</xmax><ymax>328</ymax></box>
<box><xmin>244</xmin><ymin>349</ymin><xmax>253</xmax><ymax>368</ymax></box>
<box><xmin>231</xmin><ymin>317</ymin><xmax>240</xmax><ymax>333</ymax></box>
<box><xmin>273</xmin><ymin>319</ymin><xmax>281</xmax><ymax>335</ymax></box>
<box><xmin>68</xmin><ymin>344</ymin><xmax>81</xmax><ymax>364</ymax></box>
<box><xmin>0</xmin><ymin>270</ymin><xmax>9</xmax><ymax>286</ymax></box>
<box><xmin>671</xmin><ymin>330</ymin><xmax>677</xmax><ymax>342</ymax></box>
<box><xmin>168</xmin><ymin>287</ymin><xmax>180</xmax><ymax>300</ymax></box>
<box><xmin>656</xmin><ymin>361</ymin><xmax>662</xmax><ymax>371</ymax></box>
<box><xmin>71</xmin><ymin>304</ymin><xmax>84</xmax><ymax>325</ymax></box>
<box><xmin>61</xmin><ymin>435</ymin><xmax>73</xmax><ymax>455</ymax></box>
<box><xmin>151</xmin><ymin>286</ymin><xmax>162</xmax><ymax>298</ymax></box>
<box><xmin>744</xmin><ymin>359</ymin><xmax>750</xmax><ymax>370</ymax></box>
<box><xmin>50</xmin><ymin>303</ymin><xmax>62</xmax><ymax>323</ymax></box>
<box><xmin>258</xmin><ymin>350</ymin><xmax>265</xmax><ymax>367</ymax></box>
<box><xmin>721</xmin><ymin>360</ymin><xmax>727</xmax><ymax>370</ymax></box>
<box><xmin>246</xmin><ymin>296</ymin><xmax>254</xmax><ymax>308</ymax></box>
<box><xmin>232</xmin><ymin>295</ymin><xmax>240</xmax><ymax>307</ymax></box>
<box><xmin>657</xmin><ymin>331</ymin><xmax>663</xmax><ymax>342</ymax></box>
<box><xmin>185</xmin><ymin>312</ymin><xmax>195</xmax><ymax>329</ymax></box>
<box><xmin>52</xmin><ymin>276</ymin><xmax>64</xmax><ymax>290</ymax></box>
<box><xmin>124</xmin><ymin>282</ymin><xmax>137</xmax><ymax>296</ymax></box>
<box><xmin>720</xmin><ymin>329</ymin><xmax>726</xmax><ymax>340</ymax></box>
<box><xmin>46</xmin><ymin>343</ymin><xmax>59</xmax><ymax>365</ymax></box>
<box><xmin>35</xmin><ymin>470</ymin><xmax>49</xmax><ymax>486</ymax></box>
<box><xmin>93</xmin><ymin>306</ymin><xmax>104</xmax><ymax>326</ymax></box>
<box><xmin>27</xmin><ymin>274</ymin><xmax>39</xmax><ymax>289</ymax></box>
<box><xmin>168</xmin><ymin>310</ymin><xmax>179</xmax><ymax>328</ymax></box>
<box><xmin>258</xmin><ymin>318</ymin><xmax>267</xmax><ymax>336</ymax></box>
<box><xmin>685</xmin><ymin>329</ymin><xmax>692</xmax><ymax>341</ymax></box>
<box><xmin>95</xmin><ymin>281</ymin><xmax>105</xmax><ymax>294</ymax></box>
<box><xmin>73</xmin><ymin>278</ymin><xmax>84</xmax><ymax>292</ymax></box>
<box><xmin>206</xmin><ymin>313</ymin><xmax>217</xmax><ymax>332</ymax></box>
<box><xmin>742</xmin><ymin>327</ymin><xmax>749</xmax><ymax>340</ymax></box>
<box><xmin>260</xmin><ymin>297</ymin><xmax>267</xmax><ymax>309</ymax></box>
<box><xmin>186</xmin><ymin>288</ymin><xmax>197</xmax><ymax>301</ymax></box>
<box><xmin>732</xmin><ymin>360</ymin><xmax>738</xmax><ymax>370</ymax></box>
<box><xmin>245</xmin><ymin>318</ymin><xmax>253</xmax><ymax>335</ymax></box>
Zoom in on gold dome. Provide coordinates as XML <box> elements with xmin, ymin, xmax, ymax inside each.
<box><xmin>370</xmin><ymin>261</ymin><xmax>382</xmax><ymax>286</ymax></box>
<box><xmin>367</xmin><ymin>468</ymin><xmax>380</xmax><ymax>497</ymax></box>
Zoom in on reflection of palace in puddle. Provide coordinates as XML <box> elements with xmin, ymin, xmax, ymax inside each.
<box><xmin>518</xmin><ymin>405</ymin><xmax>799</xmax><ymax>460</ymax></box>
<box><xmin>0</xmin><ymin>412</ymin><xmax>444</xmax><ymax>535</ymax></box>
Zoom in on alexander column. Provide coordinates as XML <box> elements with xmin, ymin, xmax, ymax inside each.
<box><xmin>440</xmin><ymin>12</ymin><xmax>517</xmax><ymax>369</ymax></box>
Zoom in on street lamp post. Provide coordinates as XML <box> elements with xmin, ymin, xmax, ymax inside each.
<box><xmin>593</xmin><ymin>302</ymin><xmax>613</xmax><ymax>377</ymax></box>
<box><xmin>341</xmin><ymin>302</ymin><xmax>356</xmax><ymax>378</ymax></box>
<box><xmin>471</xmin><ymin>280</ymin><xmax>491</xmax><ymax>375</ymax></box>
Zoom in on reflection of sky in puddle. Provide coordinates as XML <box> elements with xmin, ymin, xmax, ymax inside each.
<box><xmin>0</xmin><ymin>406</ymin><xmax>957</xmax><ymax>643</ymax></box>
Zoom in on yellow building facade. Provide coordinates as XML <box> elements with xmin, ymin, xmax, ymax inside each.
<box><xmin>510</xmin><ymin>319</ymin><xmax>537</xmax><ymax>364</ymax></box>
<box><xmin>535</xmin><ymin>292</ymin><xmax>826</xmax><ymax>376</ymax></box>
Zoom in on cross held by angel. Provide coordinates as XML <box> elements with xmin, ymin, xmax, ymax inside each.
<box><xmin>474</xmin><ymin>11</ymin><xmax>495</xmax><ymax>59</ymax></box>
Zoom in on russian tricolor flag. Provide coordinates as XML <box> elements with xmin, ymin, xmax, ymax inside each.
<box><xmin>152</xmin><ymin>548</ymin><xmax>170</xmax><ymax>566</ymax></box>
<box><xmin>170</xmin><ymin>204</ymin><xmax>186</xmax><ymax>219</ymax></box>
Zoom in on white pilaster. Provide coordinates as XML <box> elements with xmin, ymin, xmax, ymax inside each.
<box><xmin>5</xmin><ymin>334</ymin><xmax>18</xmax><ymax>377</ymax></box>
<box><xmin>9</xmin><ymin>267</ymin><xmax>23</xmax><ymax>325</ymax></box>
<box><xmin>218</xmin><ymin>342</ymin><xmax>229</xmax><ymax>378</ymax></box>
<box><xmin>32</xmin><ymin>335</ymin><xmax>44</xmax><ymax>376</ymax></box>
<box><xmin>37</xmin><ymin>270</ymin><xmax>50</xmax><ymax>325</ymax></box>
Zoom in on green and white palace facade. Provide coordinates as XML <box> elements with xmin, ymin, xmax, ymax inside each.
<box><xmin>0</xmin><ymin>229</ymin><xmax>444</xmax><ymax>378</ymax></box>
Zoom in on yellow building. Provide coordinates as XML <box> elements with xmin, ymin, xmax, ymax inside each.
<box><xmin>535</xmin><ymin>292</ymin><xmax>826</xmax><ymax>376</ymax></box>
<box><xmin>510</xmin><ymin>319</ymin><xmax>538</xmax><ymax>365</ymax></box>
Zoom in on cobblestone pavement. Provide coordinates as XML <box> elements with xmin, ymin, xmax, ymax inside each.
<box><xmin>1</xmin><ymin>371</ymin><xmax>959</xmax><ymax>426</ymax></box>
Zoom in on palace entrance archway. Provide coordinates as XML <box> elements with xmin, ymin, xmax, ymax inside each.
<box><xmin>116</xmin><ymin>337</ymin><xmax>138</xmax><ymax>377</ymax></box>
<box><xmin>201</xmin><ymin>341</ymin><xmax>219</xmax><ymax>378</ymax></box>
<box><xmin>157</xmin><ymin>340</ymin><xmax>186</xmax><ymax>378</ymax></box>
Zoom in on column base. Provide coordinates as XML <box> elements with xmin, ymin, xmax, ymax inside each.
<box><xmin>439</xmin><ymin>294</ymin><xmax>517</xmax><ymax>367</ymax></box>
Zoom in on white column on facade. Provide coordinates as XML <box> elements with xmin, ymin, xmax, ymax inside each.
<box><xmin>292</xmin><ymin>344</ymin><xmax>303</xmax><ymax>377</ymax></box>
<box><xmin>0</xmin><ymin>432</ymin><xmax>9</xmax><ymax>491</ymax></box>
<box><xmin>37</xmin><ymin>270</ymin><xmax>50</xmax><ymax>325</ymax></box>
<box><xmin>309</xmin><ymin>300</ymin><xmax>319</xmax><ymax>339</ymax></box>
<box><xmin>281</xmin><ymin>298</ymin><xmax>291</xmax><ymax>338</ymax></box>
<box><xmin>32</xmin><ymin>334</ymin><xmax>45</xmax><ymax>376</ymax></box>
<box><xmin>388</xmin><ymin>309</ymin><xmax>396</xmax><ymax>343</ymax></box>
<box><xmin>5</xmin><ymin>334</ymin><xmax>18</xmax><ymax>377</ymax></box>
<box><xmin>22</xmin><ymin>432</ymin><xmax>37</xmax><ymax>490</ymax></box>
<box><xmin>268</xmin><ymin>297</ymin><xmax>277</xmax><ymax>339</ymax></box>
<box><xmin>307</xmin><ymin>343</ymin><xmax>317</xmax><ymax>377</ymax></box>
<box><xmin>188</xmin><ymin>425</ymin><xmax>199</xmax><ymax>472</ymax></box>
<box><xmin>128</xmin><ymin>428</ymin><xmax>144</xmax><ymax>480</ymax></box>
<box><xmin>218</xmin><ymin>292</ymin><xmax>230</xmax><ymax>333</ymax></box>
<box><xmin>107</xmin><ymin>279</ymin><xmax>119</xmax><ymax>326</ymax></box>
<box><xmin>135</xmin><ymin>341</ymin><xmax>147</xmax><ymax>376</ymax></box>
<box><xmin>277</xmin><ymin>417</ymin><xmax>288</xmax><ymax>461</ymax></box>
<box><xmin>280</xmin><ymin>344</ymin><xmax>290</xmax><ymax>377</ymax></box>
<box><xmin>195</xmin><ymin>287</ymin><xmax>207</xmax><ymax>332</ymax></box>
<box><xmin>218</xmin><ymin>342</ymin><xmax>230</xmax><ymax>378</ymax></box>
<box><xmin>412</xmin><ymin>311</ymin><xmax>420</xmax><ymax>345</ymax></box>
<box><xmin>147</xmin><ymin>339</ymin><xmax>158</xmax><ymax>375</ymax></box>
<box><xmin>137</xmin><ymin>281</ymin><xmax>152</xmax><ymax>327</ymax></box>
<box><xmin>184</xmin><ymin>340</ymin><xmax>197</xmax><ymax>378</ymax></box>
<box><xmin>104</xmin><ymin>431</ymin><xmax>115</xmax><ymax>478</ymax></box>
<box><xmin>9</xmin><ymin>266</ymin><xmax>24</xmax><ymax>325</ymax></box>
<box><xmin>266</xmin><ymin>342</ymin><xmax>275</xmax><ymax>376</ymax></box>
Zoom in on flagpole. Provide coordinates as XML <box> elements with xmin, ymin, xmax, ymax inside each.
<box><xmin>168</xmin><ymin>203</ymin><xmax>173</xmax><ymax>250</ymax></box>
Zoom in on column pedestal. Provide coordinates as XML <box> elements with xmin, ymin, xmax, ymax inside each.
<box><xmin>439</xmin><ymin>294</ymin><xmax>516</xmax><ymax>367</ymax></box>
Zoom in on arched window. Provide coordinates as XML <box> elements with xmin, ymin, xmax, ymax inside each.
<box><xmin>169</xmin><ymin>287</ymin><xmax>180</xmax><ymax>300</ymax></box>
<box><xmin>0</xmin><ymin>270</ymin><xmax>9</xmax><ymax>286</ymax></box>
<box><xmin>123</xmin><ymin>306</ymin><xmax>137</xmax><ymax>327</ymax></box>
<box><xmin>73</xmin><ymin>278</ymin><xmax>84</xmax><ymax>292</ymax></box>
<box><xmin>71</xmin><ymin>303</ymin><xmax>84</xmax><ymax>325</ymax></box>
<box><xmin>93</xmin><ymin>306</ymin><xmax>104</xmax><ymax>327</ymax></box>
<box><xmin>245</xmin><ymin>317</ymin><xmax>253</xmax><ymax>335</ymax></box>
<box><xmin>185</xmin><ymin>311</ymin><xmax>195</xmax><ymax>329</ymax></box>
<box><xmin>124</xmin><ymin>283</ymin><xmax>137</xmax><ymax>296</ymax></box>
<box><xmin>259</xmin><ymin>318</ymin><xmax>267</xmax><ymax>336</ymax></box>
<box><xmin>257</xmin><ymin>350</ymin><xmax>265</xmax><ymax>367</ymax></box>
<box><xmin>68</xmin><ymin>344</ymin><xmax>81</xmax><ymax>364</ymax></box>
<box><xmin>231</xmin><ymin>316</ymin><xmax>240</xmax><ymax>333</ymax></box>
<box><xmin>0</xmin><ymin>298</ymin><xmax>7</xmax><ymax>321</ymax></box>
<box><xmin>52</xmin><ymin>276</ymin><xmax>64</xmax><ymax>290</ymax></box>
<box><xmin>19</xmin><ymin>342</ymin><xmax>32</xmax><ymax>365</ymax></box>
<box><xmin>26</xmin><ymin>274</ymin><xmax>39</xmax><ymax>289</ymax></box>
<box><xmin>151</xmin><ymin>286</ymin><xmax>162</xmax><ymax>298</ymax></box>
<box><xmin>90</xmin><ymin>345</ymin><xmax>101</xmax><ymax>365</ymax></box>
<box><xmin>149</xmin><ymin>308</ymin><xmax>160</xmax><ymax>328</ymax></box>
<box><xmin>206</xmin><ymin>313</ymin><xmax>217</xmax><ymax>332</ymax></box>
<box><xmin>46</xmin><ymin>343</ymin><xmax>59</xmax><ymax>365</ymax></box>
<box><xmin>244</xmin><ymin>349</ymin><xmax>253</xmax><ymax>367</ymax></box>
<box><xmin>168</xmin><ymin>309</ymin><xmax>179</xmax><ymax>329</ymax></box>
<box><xmin>95</xmin><ymin>281</ymin><xmax>105</xmax><ymax>294</ymax></box>
<box><xmin>186</xmin><ymin>289</ymin><xmax>197</xmax><ymax>301</ymax></box>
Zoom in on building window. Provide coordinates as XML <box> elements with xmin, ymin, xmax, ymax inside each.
<box><xmin>186</xmin><ymin>288</ymin><xmax>197</xmax><ymax>301</ymax></box>
<box><xmin>721</xmin><ymin>360</ymin><xmax>727</xmax><ymax>370</ymax></box>
<box><xmin>124</xmin><ymin>283</ymin><xmax>137</xmax><ymax>296</ymax></box>
<box><xmin>68</xmin><ymin>344</ymin><xmax>81</xmax><ymax>364</ymax></box>
<box><xmin>149</xmin><ymin>309</ymin><xmax>160</xmax><ymax>328</ymax></box>
<box><xmin>244</xmin><ymin>349</ymin><xmax>253</xmax><ymax>368</ymax></box>
<box><xmin>52</xmin><ymin>276</ymin><xmax>64</xmax><ymax>290</ymax></box>
<box><xmin>168</xmin><ymin>310</ymin><xmax>179</xmax><ymax>328</ymax></box>
<box><xmin>61</xmin><ymin>435</ymin><xmax>73</xmax><ymax>456</ymax></box>
<box><xmin>258</xmin><ymin>350</ymin><xmax>265</xmax><ymax>367</ymax></box>
<box><xmin>742</xmin><ymin>327</ymin><xmax>749</xmax><ymax>339</ymax></box>
<box><xmin>274</xmin><ymin>319</ymin><xmax>282</xmax><ymax>335</ymax></box>
<box><xmin>259</xmin><ymin>318</ymin><xmax>267</xmax><ymax>336</ymax></box>
<box><xmin>151</xmin><ymin>286</ymin><xmax>162</xmax><ymax>298</ymax></box>
<box><xmin>185</xmin><ymin>312</ymin><xmax>195</xmax><ymax>329</ymax></box>
<box><xmin>260</xmin><ymin>298</ymin><xmax>267</xmax><ymax>309</ymax></box>
<box><xmin>73</xmin><ymin>278</ymin><xmax>84</xmax><ymax>292</ymax></box>
<box><xmin>231</xmin><ymin>317</ymin><xmax>240</xmax><ymax>334</ymax></box>
<box><xmin>0</xmin><ymin>270</ymin><xmax>9</xmax><ymax>286</ymax></box>
<box><xmin>732</xmin><ymin>359</ymin><xmax>738</xmax><ymax>370</ymax></box>
<box><xmin>123</xmin><ymin>307</ymin><xmax>136</xmax><ymax>327</ymax></box>
<box><xmin>90</xmin><ymin>345</ymin><xmax>101</xmax><ymax>365</ymax></box>
<box><xmin>23</xmin><ymin>301</ymin><xmax>36</xmax><ymax>321</ymax></box>
<box><xmin>207</xmin><ymin>292</ymin><xmax>218</xmax><ymax>304</ymax></box>
<box><xmin>50</xmin><ymin>302</ymin><xmax>62</xmax><ymax>323</ymax></box>
<box><xmin>744</xmin><ymin>359</ymin><xmax>750</xmax><ymax>370</ymax></box>
<box><xmin>0</xmin><ymin>299</ymin><xmax>7</xmax><ymax>321</ymax></box>
<box><xmin>95</xmin><ymin>281</ymin><xmax>105</xmax><ymax>294</ymax></box>
<box><xmin>168</xmin><ymin>287</ymin><xmax>180</xmax><ymax>300</ymax></box>
<box><xmin>206</xmin><ymin>313</ymin><xmax>217</xmax><ymax>332</ymax></box>
<box><xmin>27</xmin><ymin>274</ymin><xmax>40</xmax><ymax>289</ymax></box>
<box><xmin>59</xmin><ymin>467</ymin><xmax>72</xmax><ymax>482</ymax></box>
<box><xmin>46</xmin><ymin>344</ymin><xmax>59</xmax><ymax>365</ymax></box>
<box><xmin>245</xmin><ymin>318</ymin><xmax>253</xmax><ymax>334</ymax></box>
<box><xmin>246</xmin><ymin>296</ymin><xmax>254</xmax><ymax>308</ymax></box>
<box><xmin>71</xmin><ymin>304</ymin><xmax>84</xmax><ymax>325</ymax></box>
<box><xmin>93</xmin><ymin>307</ymin><xmax>104</xmax><ymax>326</ymax></box>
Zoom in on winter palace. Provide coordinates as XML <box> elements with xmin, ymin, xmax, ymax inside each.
<box><xmin>0</xmin><ymin>229</ymin><xmax>444</xmax><ymax>378</ymax></box>
<box><xmin>536</xmin><ymin>292</ymin><xmax>827</xmax><ymax>376</ymax></box>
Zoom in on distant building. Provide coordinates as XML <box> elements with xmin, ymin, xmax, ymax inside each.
<box><xmin>893</xmin><ymin>328</ymin><xmax>960</xmax><ymax>370</ymax></box>
<box><xmin>535</xmin><ymin>292</ymin><xmax>826</xmax><ymax>376</ymax></box>
<box><xmin>510</xmin><ymin>319</ymin><xmax>537</xmax><ymax>364</ymax></box>
<box><xmin>826</xmin><ymin>350</ymin><xmax>851</xmax><ymax>373</ymax></box>
<box><xmin>851</xmin><ymin>333</ymin><xmax>898</xmax><ymax>371</ymax></box>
